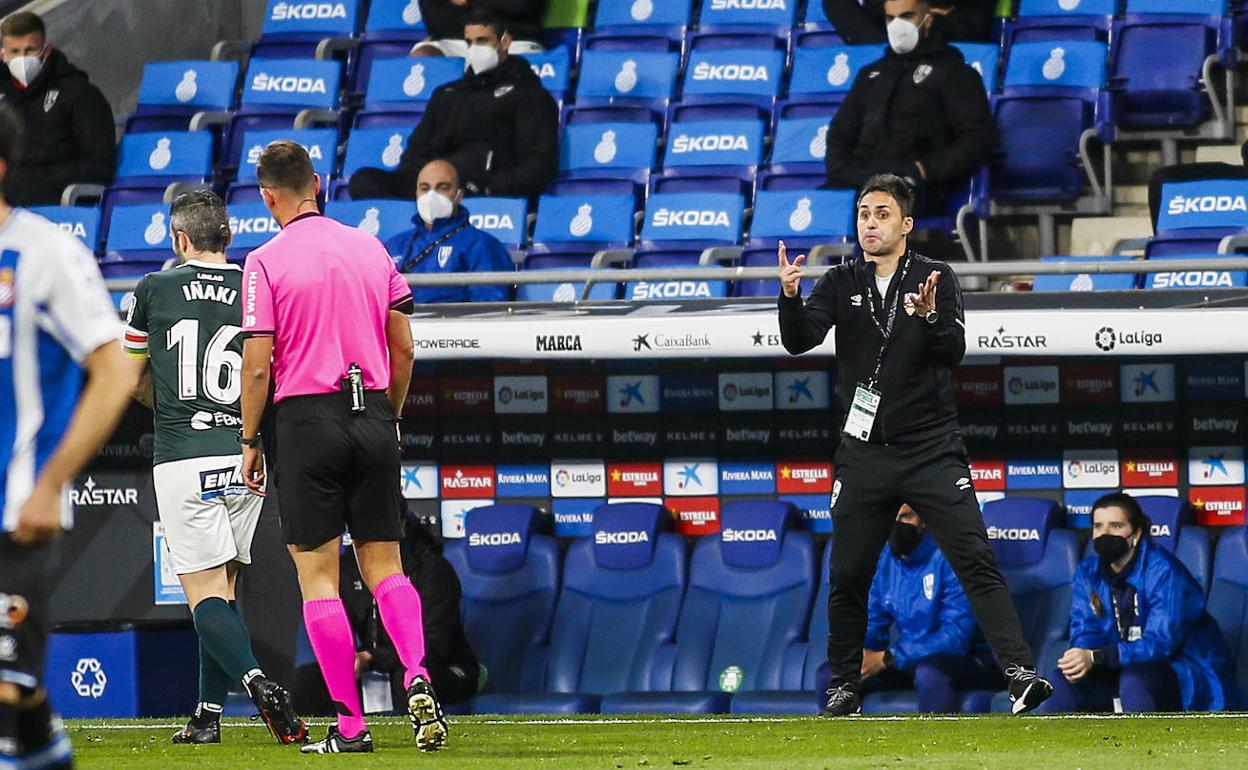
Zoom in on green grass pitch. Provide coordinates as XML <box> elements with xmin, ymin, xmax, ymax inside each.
<box><xmin>70</xmin><ymin>714</ymin><xmax>1248</xmax><ymax>769</ymax></box>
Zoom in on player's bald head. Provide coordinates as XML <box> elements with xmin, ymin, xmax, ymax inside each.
<box><xmin>416</xmin><ymin>160</ymin><xmax>460</xmax><ymax>195</ymax></box>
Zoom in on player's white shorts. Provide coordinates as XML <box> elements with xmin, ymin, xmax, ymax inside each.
<box><xmin>410</xmin><ymin>38</ymin><xmax>544</xmax><ymax>58</ymax></box>
<box><xmin>152</xmin><ymin>454</ymin><xmax>263</xmax><ymax>575</ymax></box>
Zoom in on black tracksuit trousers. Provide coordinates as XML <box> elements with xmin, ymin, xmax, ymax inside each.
<box><xmin>827</xmin><ymin>431</ymin><xmax>1035</xmax><ymax>689</ymax></box>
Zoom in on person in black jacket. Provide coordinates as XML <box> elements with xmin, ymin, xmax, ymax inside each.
<box><xmin>350</xmin><ymin>10</ymin><xmax>558</xmax><ymax>200</ymax></box>
<box><xmin>412</xmin><ymin>0</ymin><xmax>547</xmax><ymax>58</ymax></box>
<box><xmin>0</xmin><ymin>12</ymin><xmax>115</xmax><ymax>206</ymax></box>
<box><xmin>777</xmin><ymin>174</ymin><xmax>1052</xmax><ymax>718</ymax></box>
<box><xmin>824</xmin><ymin>0</ymin><xmax>993</xmax><ymax>217</ymax></box>
<box><xmin>293</xmin><ymin>515</ymin><xmax>482</xmax><ymax>716</ymax></box>
<box><xmin>823</xmin><ymin>0</ymin><xmax>995</xmax><ymax>45</ymax></box>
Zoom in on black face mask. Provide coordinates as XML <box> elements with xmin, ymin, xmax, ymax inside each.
<box><xmin>889</xmin><ymin>522</ymin><xmax>923</xmax><ymax>557</ymax></box>
<box><xmin>1093</xmin><ymin>533</ymin><xmax>1133</xmax><ymax>565</ymax></box>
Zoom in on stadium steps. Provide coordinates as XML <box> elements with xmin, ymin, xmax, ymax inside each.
<box><xmin>1069</xmin><ymin>215</ymin><xmax>1152</xmax><ymax>257</ymax></box>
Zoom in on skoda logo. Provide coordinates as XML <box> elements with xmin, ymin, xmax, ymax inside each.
<box><xmin>1094</xmin><ymin>327</ymin><xmax>1115</xmax><ymax>352</ymax></box>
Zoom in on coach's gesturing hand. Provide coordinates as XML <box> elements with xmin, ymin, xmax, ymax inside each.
<box><xmin>778</xmin><ymin>240</ymin><xmax>807</xmax><ymax>298</ymax></box>
<box><xmin>904</xmin><ymin>270</ymin><xmax>940</xmax><ymax>317</ymax></box>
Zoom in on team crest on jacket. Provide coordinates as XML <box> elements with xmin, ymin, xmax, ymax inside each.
<box><xmin>494</xmin><ymin>84</ymin><xmax>514</xmax><ymax>98</ymax></box>
<box><xmin>923</xmin><ymin>573</ymin><xmax>935</xmax><ymax>600</ymax></box>
<box><xmin>913</xmin><ymin>65</ymin><xmax>932</xmax><ymax>84</ymax></box>
<box><xmin>438</xmin><ymin>245</ymin><xmax>453</xmax><ymax>268</ymax></box>
<box><xmin>43</xmin><ymin>89</ymin><xmax>59</xmax><ymax>112</ymax></box>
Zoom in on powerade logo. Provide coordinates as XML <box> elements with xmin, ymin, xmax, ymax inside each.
<box><xmin>650</xmin><ymin>208</ymin><xmax>731</xmax><ymax>228</ymax></box>
<box><xmin>986</xmin><ymin>527</ymin><xmax>1040</xmax><ymax>541</ymax></box>
<box><xmin>271</xmin><ymin>2</ymin><xmax>349</xmax><ymax>20</ymax></box>
<box><xmin>467</xmin><ymin>532</ymin><xmax>521</xmax><ymax>547</ymax></box>
<box><xmin>250</xmin><ymin>72</ymin><xmax>328</xmax><ymax>94</ymax></box>
<box><xmin>691</xmin><ymin>63</ymin><xmax>771</xmax><ymax>82</ymax></box>
<box><xmin>721</xmin><ymin>528</ymin><xmax>778</xmax><ymax>542</ymax></box>
<box><xmin>595</xmin><ymin>531</ymin><xmax>650</xmax><ymax>545</ymax></box>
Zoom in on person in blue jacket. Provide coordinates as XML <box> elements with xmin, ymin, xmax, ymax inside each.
<box><xmin>1039</xmin><ymin>492</ymin><xmax>1238</xmax><ymax>713</ymax></box>
<box><xmin>384</xmin><ymin>159</ymin><xmax>513</xmax><ymax>304</ymax></box>
<box><xmin>859</xmin><ymin>505</ymin><xmax>1003</xmax><ymax>712</ymax></box>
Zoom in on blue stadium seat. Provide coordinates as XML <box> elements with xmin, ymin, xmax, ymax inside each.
<box><xmin>600</xmin><ymin>501</ymin><xmax>814</xmax><ymax>714</ymax></box>
<box><xmin>1206</xmin><ymin>527</ymin><xmax>1248</xmax><ymax>703</ymax></box>
<box><xmin>1136</xmin><ymin>497</ymin><xmax>1211</xmax><ymax>596</ymax></box>
<box><xmin>788</xmin><ymin>43</ymin><xmax>876</xmax><ymax>104</ymax></box>
<box><xmin>465</xmin><ymin>197</ymin><xmax>529</xmax><ymax>251</ymax></box>
<box><xmin>102</xmin><ymin>203</ymin><xmax>175</xmax><ymax>268</ymax></box>
<box><xmin>1144</xmin><ymin>252</ymin><xmax>1248</xmax><ymax>289</ymax></box>
<box><xmin>1004</xmin><ymin>0</ymin><xmax>1114</xmax><ymax>49</ymax></box>
<box><xmin>1144</xmin><ymin>178</ymin><xmax>1248</xmax><ymax>289</ymax></box>
<box><xmin>324</xmin><ymin>199</ymin><xmax>416</xmax><ymax>244</ymax></box>
<box><xmin>682</xmin><ymin>33</ymin><xmax>786</xmax><ymax>111</ymax></box>
<box><xmin>801</xmin><ymin>0</ymin><xmax>837</xmax><ymax>31</ymax></box>
<box><xmin>560</xmin><ymin>120</ymin><xmax>658</xmax><ymax>183</ymax></box>
<box><xmin>232</xmin><ymin>126</ymin><xmax>338</xmax><ymax>184</ymax></box>
<box><xmin>250</xmin><ymin>0</ymin><xmax>362</xmax><ymax>60</ymax></box>
<box><xmin>350</xmin><ymin>0</ymin><xmax>429</xmax><ymax>98</ymax></box>
<box><xmin>1032</xmin><ymin>254</ymin><xmax>1140</xmax><ymax>291</ymax></box>
<box><xmin>224</xmin><ymin>201</ymin><xmax>282</xmax><ymax>262</ymax></box>
<box><xmin>221</xmin><ymin>58</ymin><xmax>341</xmax><ymax>177</ymax></box>
<box><xmin>768</xmin><ymin>113</ymin><xmax>831</xmax><ymax>175</ymax></box>
<box><xmin>991</xmin><ymin>40</ymin><xmax>1112</xmax><ymax>203</ymax></box>
<box><xmin>697</xmin><ymin>0</ymin><xmax>797</xmax><ymax>31</ymax></box>
<box><xmin>444</xmin><ymin>506</ymin><xmax>560</xmax><ymax>707</ymax></box>
<box><xmin>523</xmin><ymin>47</ymin><xmax>572</xmax><ymax>102</ymax></box>
<box><xmin>631</xmin><ymin>188</ymin><xmax>745</xmax><ymax>298</ymax></box>
<box><xmin>661</xmin><ymin>111</ymin><xmax>766</xmax><ymax>184</ymax></box>
<box><xmin>362</xmin><ymin>56</ymin><xmax>462</xmax><ymax>112</ymax></box>
<box><xmin>593</xmin><ymin>0</ymin><xmax>692</xmax><ymax>41</ymax></box>
<box><xmin>527</xmin><ymin>192</ymin><xmax>635</xmax><ymax>302</ymax></box>
<box><xmin>128</xmin><ymin>60</ymin><xmax>239</xmax><ymax>134</ymax></box>
<box><xmin>484</xmin><ymin>503</ymin><xmax>687</xmax><ymax>714</ymax></box>
<box><xmin>954</xmin><ymin>42</ymin><xmax>1001</xmax><ymax>93</ymax></box>
<box><xmin>341</xmin><ymin>126</ymin><xmax>410</xmax><ymax>181</ymax></box>
<box><xmin>729</xmin><ymin>539</ymin><xmax>831</xmax><ymax>714</ymax></box>
<box><xmin>575</xmin><ymin>47</ymin><xmax>680</xmax><ymax>112</ymax></box>
<box><xmin>112</xmin><ymin>131</ymin><xmax>213</xmax><ymax>191</ymax></box>
<box><xmin>979</xmin><ymin>497</ymin><xmax>1079</xmax><ymax>713</ymax></box>
<box><xmin>1110</xmin><ymin>0</ymin><xmax>1236</xmax><ymax>129</ymax></box>
<box><xmin>28</xmin><ymin>206</ymin><xmax>103</xmax><ymax>254</ymax></box>
<box><xmin>732</xmin><ymin>188</ymin><xmax>854</xmax><ymax>298</ymax></box>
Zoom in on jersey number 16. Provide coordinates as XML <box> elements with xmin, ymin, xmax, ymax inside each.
<box><xmin>166</xmin><ymin>319</ymin><xmax>242</xmax><ymax>405</ymax></box>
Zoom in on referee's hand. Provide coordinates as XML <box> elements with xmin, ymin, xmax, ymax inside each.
<box><xmin>778</xmin><ymin>240</ymin><xmax>807</xmax><ymax>298</ymax></box>
<box><xmin>242</xmin><ymin>445</ymin><xmax>267</xmax><ymax>496</ymax></box>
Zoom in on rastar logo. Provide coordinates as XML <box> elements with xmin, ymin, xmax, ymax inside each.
<box><xmin>671</xmin><ymin>134</ymin><xmax>750</xmax><ymax>153</ymax></box>
<box><xmin>536</xmin><ymin>334</ymin><xmax>583</xmax><ymax>352</ymax></box>
<box><xmin>986</xmin><ymin>527</ymin><xmax>1040</xmax><ymax>541</ymax></box>
<box><xmin>722</xmin><ymin>528</ymin><xmax>778</xmax><ymax>542</ymax></box>
<box><xmin>468</xmin><ymin>532</ymin><xmax>521</xmax><ymax>547</ymax></box>
<box><xmin>1167</xmin><ymin>194</ymin><xmax>1248</xmax><ymax>215</ymax></box>
<box><xmin>651</xmin><ymin>208</ymin><xmax>731</xmax><ymax>228</ymax></box>
<box><xmin>441</xmin><ymin>467</ymin><xmax>494</xmax><ymax>498</ymax></box>
<box><xmin>271</xmin><ymin>3</ymin><xmax>349</xmax><ymax>21</ymax></box>
<box><xmin>250</xmin><ymin>73</ymin><xmax>328</xmax><ymax>94</ymax></box>
<box><xmin>468</xmin><ymin>213</ymin><xmax>515</xmax><ymax>231</ymax></box>
<box><xmin>976</xmin><ymin>326</ymin><xmax>1048</xmax><ymax>350</ymax></box>
<box><xmin>1152</xmin><ymin>272</ymin><xmax>1234</xmax><ymax>288</ymax></box>
<box><xmin>691</xmin><ymin>63</ymin><xmax>771</xmax><ymax>82</ymax></box>
<box><xmin>629</xmin><ymin>281</ymin><xmax>713</xmax><ymax>299</ymax></box>
<box><xmin>595</xmin><ymin>531</ymin><xmax>650</xmax><ymax>545</ymax></box>
<box><xmin>970</xmin><ymin>462</ymin><xmax>1005</xmax><ymax>491</ymax></box>
<box><xmin>70</xmin><ymin>477</ymin><xmax>139</xmax><ymax>507</ymax></box>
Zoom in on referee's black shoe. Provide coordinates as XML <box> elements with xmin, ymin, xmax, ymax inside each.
<box><xmin>406</xmin><ymin>674</ymin><xmax>449</xmax><ymax>751</ymax></box>
<box><xmin>246</xmin><ymin>675</ymin><xmax>309</xmax><ymax>744</ymax></box>
<box><xmin>1006</xmin><ymin>665</ymin><xmax>1053</xmax><ymax>715</ymax></box>
<box><xmin>300</xmin><ymin>726</ymin><xmax>374</xmax><ymax>754</ymax></box>
<box><xmin>818</xmin><ymin>684</ymin><xmax>862</xmax><ymax>717</ymax></box>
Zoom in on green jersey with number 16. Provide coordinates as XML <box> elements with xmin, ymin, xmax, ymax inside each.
<box><xmin>124</xmin><ymin>260</ymin><xmax>243</xmax><ymax>465</ymax></box>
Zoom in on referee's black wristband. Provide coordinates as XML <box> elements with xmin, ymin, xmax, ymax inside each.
<box><xmin>238</xmin><ymin>428</ymin><xmax>261</xmax><ymax>447</ymax></box>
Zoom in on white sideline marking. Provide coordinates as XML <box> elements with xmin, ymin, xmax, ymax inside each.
<box><xmin>71</xmin><ymin>712</ymin><xmax>1248</xmax><ymax>730</ymax></box>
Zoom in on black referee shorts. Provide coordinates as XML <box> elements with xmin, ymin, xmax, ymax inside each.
<box><xmin>0</xmin><ymin>534</ymin><xmax>57</xmax><ymax>694</ymax></box>
<box><xmin>273</xmin><ymin>390</ymin><xmax>404</xmax><ymax>547</ymax></box>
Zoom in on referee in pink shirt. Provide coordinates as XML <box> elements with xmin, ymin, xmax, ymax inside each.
<box><xmin>238</xmin><ymin>141</ymin><xmax>447</xmax><ymax>754</ymax></box>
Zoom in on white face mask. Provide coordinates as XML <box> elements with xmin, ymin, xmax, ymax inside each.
<box><xmin>416</xmin><ymin>189</ymin><xmax>455</xmax><ymax>225</ymax></box>
<box><xmin>464</xmin><ymin>42</ymin><xmax>500</xmax><ymax>75</ymax></box>
<box><xmin>887</xmin><ymin>14</ymin><xmax>927</xmax><ymax>55</ymax></box>
<box><xmin>7</xmin><ymin>53</ymin><xmax>43</xmax><ymax>87</ymax></box>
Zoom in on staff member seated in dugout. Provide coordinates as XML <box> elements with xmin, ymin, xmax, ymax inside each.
<box><xmin>1038</xmin><ymin>493</ymin><xmax>1239</xmax><ymax>713</ymax></box>
<box><xmin>858</xmin><ymin>505</ymin><xmax>1003</xmax><ymax>712</ymax></box>
<box><xmin>384</xmin><ymin>159</ymin><xmax>512</xmax><ymax>303</ymax></box>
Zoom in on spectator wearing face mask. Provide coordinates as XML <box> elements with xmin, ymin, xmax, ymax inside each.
<box><xmin>411</xmin><ymin>0</ymin><xmax>547</xmax><ymax>58</ymax></box>
<box><xmin>348</xmin><ymin>9</ymin><xmax>558</xmax><ymax>201</ymax></box>
<box><xmin>822</xmin><ymin>0</ymin><xmax>995</xmax><ymax>45</ymax></box>
<box><xmin>857</xmin><ymin>505</ymin><xmax>1002</xmax><ymax>712</ymax></box>
<box><xmin>383</xmin><ymin>159</ymin><xmax>513</xmax><ymax>303</ymax></box>
<box><xmin>823</xmin><ymin>0</ymin><xmax>993</xmax><ymax>218</ymax></box>
<box><xmin>0</xmin><ymin>11</ymin><xmax>115</xmax><ymax>206</ymax></box>
<box><xmin>1038</xmin><ymin>493</ymin><xmax>1238</xmax><ymax>713</ymax></box>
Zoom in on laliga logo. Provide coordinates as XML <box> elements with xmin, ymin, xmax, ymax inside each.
<box><xmin>468</xmin><ymin>532</ymin><xmax>521</xmax><ymax>547</ymax></box>
<box><xmin>1094</xmin><ymin>327</ymin><xmax>1115</xmax><ymax>352</ymax></box>
<box><xmin>722</xmin><ymin>528</ymin><xmax>778</xmax><ymax>542</ymax></box>
<box><xmin>71</xmin><ymin>658</ymin><xmax>107</xmax><ymax>698</ymax></box>
<box><xmin>595</xmin><ymin>531</ymin><xmax>650</xmax><ymax>544</ymax></box>
<box><xmin>555</xmin><ymin>469</ymin><xmax>571</xmax><ymax>487</ymax></box>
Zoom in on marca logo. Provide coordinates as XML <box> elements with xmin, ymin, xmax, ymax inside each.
<box><xmin>230</xmin><ymin>216</ymin><xmax>280</xmax><ymax>235</ymax></box>
<box><xmin>440</xmin><ymin>466</ymin><xmax>494</xmax><ymax>499</ymax></box>
<box><xmin>595</xmin><ymin>531</ymin><xmax>650</xmax><ymax>545</ymax></box>
<box><xmin>970</xmin><ymin>461</ymin><xmax>1005</xmax><ymax>491</ymax></box>
<box><xmin>629</xmin><ymin>281</ymin><xmax>714</xmax><ymax>299</ymax></box>
<box><xmin>468</xmin><ymin>532</ymin><xmax>520</xmax><ymax>547</ymax></box>
<box><xmin>722</xmin><ymin>528</ymin><xmax>778</xmax><ymax>542</ymax></box>
<box><xmin>271</xmin><ymin>2</ymin><xmax>349</xmax><ymax>20</ymax></box>
<box><xmin>250</xmin><ymin>73</ymin><xmax>328</xmax><ymax>94</ymax></box>
<box><xmin>986</xmin><ymin>527</ymin><xmax>1040</xmax><ymax>541</ymax></box>
<box><xmin>468</xmin><ymin>213</ymin><xmax>515</xmax><ymax>231</ymax></box>
<box><xmin>536</xmin><ymin>334</ymin><xmax>583</xmax><ymax>352</ymax></box>
<box><xmin>671</xmin><ymin>134</ymin><xmax>750</xmax><ymax>153</ymax></box>
<box><xmin>70</xmin><ymin>477</ymin><xmax>139</xmax><ymax>507</ymax></box>
<box><xmin>709</xmin><ymin>0</ymin><xmax>787</xmax><ymax>9</ymax></box>
<box><xmin>691</xmin><ymin>63</ymin><xmax>771</xmax><ymax>82</ymax></box>
<box><xmin>1167</xmin><ymin>194</ymin><xmax>1248</xmax><ymax>215</ymax></box>
<box><xmin>976</xmin><ymin>326</ymin><xmax>1048</xmax><ymax>350</ymax></box>
<box><xmin>650</xmin><ymin>208</ymin><xmax>731</xmax><ymax>228</ymax></box>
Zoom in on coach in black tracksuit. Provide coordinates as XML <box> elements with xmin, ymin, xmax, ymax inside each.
<box><xmin>777</xmin><ymin>174</ymin><xmax>1052</xmax><ymax>717</ymax></box>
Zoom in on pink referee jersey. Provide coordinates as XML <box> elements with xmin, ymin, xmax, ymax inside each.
<box><xmin>241</xmin><ymin>213</ymin><xmax>413</xmax><ymax>402</ymax></box>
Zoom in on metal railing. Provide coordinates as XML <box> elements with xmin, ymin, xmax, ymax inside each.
<box><xmin>101</xmin><ymin>256</ymin><xmax>1248</xmax><ymax>295</ymax></box>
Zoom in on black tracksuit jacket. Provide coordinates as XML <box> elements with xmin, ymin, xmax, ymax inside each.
<box><xmin>778</xmin><ymin>251</ymin><xmax>966</xmax><ymax>446</ymax></box>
